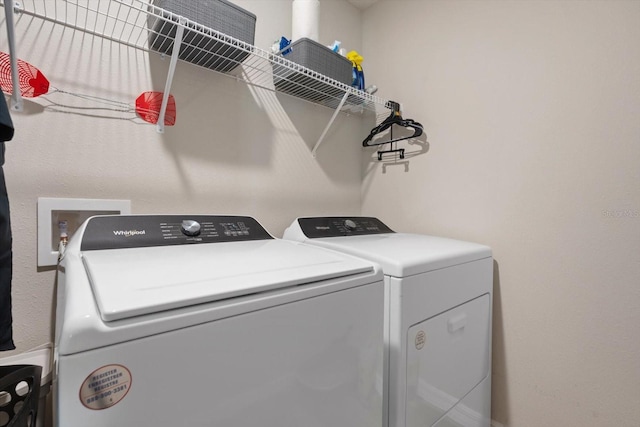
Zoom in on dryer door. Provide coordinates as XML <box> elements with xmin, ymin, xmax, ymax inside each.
<box><xmin>405</xmin><ymin>294</ymin><xmax>491</xmax><ymax>427</ymax></box>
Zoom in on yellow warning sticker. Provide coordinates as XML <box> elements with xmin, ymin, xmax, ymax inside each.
<box><xmin>79</xmin><ymin>364</ymin><xmax>132</xmax><ymax>410</ymax></box>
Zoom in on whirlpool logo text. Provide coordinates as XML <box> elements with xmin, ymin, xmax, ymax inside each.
<box><xmin>112</xmin><ymin>230</ymin><xmax>146</xmax><ymax>237</ymax></box>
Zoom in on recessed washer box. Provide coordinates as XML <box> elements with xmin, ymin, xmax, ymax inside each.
<box><xmin>37</xmin><ymin>198</ymin><xmax>131</xmax><ymax>267</ymax></box>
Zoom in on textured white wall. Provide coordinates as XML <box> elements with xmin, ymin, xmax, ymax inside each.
<box><xmin>1</xmin><ymin>0</ymin><xmax>364</xmax><ymax>355</ymax></box>
<box><xmin>362</xmin><ymin>1</ymin><xmax>640</xmax><ymax>426</ymax></box>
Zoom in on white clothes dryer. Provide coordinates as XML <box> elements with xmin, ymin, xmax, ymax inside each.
<box><xmin>54</xmin><ymin>215</ymin><xmax>385</xmax><ymax>427</ymax></box>
<box><xmin>284</xmin><ymin>217</ymin><xmax>493</xmax><ymax>427</ymax></box>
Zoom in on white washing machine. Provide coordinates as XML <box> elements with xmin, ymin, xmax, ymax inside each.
<box><xmin>54</xmin><ymin>215</ymin><xmax>385</xmax><ymax>427</ymax></box>
<box><xmin>284</xmin><ymin>217</ymin><xmax>493</xmax><ymax>427</ymax></box>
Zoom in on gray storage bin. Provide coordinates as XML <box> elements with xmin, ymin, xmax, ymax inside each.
<box><xmin>149</xmin><ymin>0</ymin><xmax>256</xmax><ymax>73</ymax></box>
<box><xmin>273</xmin><ymin>38</ymin><xmax>353</xmax><ymax>103</ymax></box>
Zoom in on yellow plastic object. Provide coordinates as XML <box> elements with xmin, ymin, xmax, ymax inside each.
<box><xmin>346</xmin><ymin>50</ymin><xmax>364</xmax><ymax>71</ymax></box>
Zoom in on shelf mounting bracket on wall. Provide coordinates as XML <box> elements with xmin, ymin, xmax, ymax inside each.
<box><xmin>156</xmin><ymin>16</ymin><xmax>185</xmax><ymax>133</ymax></box>
<box><xmin>3</xmin><ymin>0</ymin><xmax>23</xmax><ymax>112</ymax></box>
<box><xmin>311</xmin><ymin>91</ymin><xmax>349</xmax><ymax>158</ymax></box>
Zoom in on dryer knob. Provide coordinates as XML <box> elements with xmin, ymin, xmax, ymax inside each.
<box><xmin>181</xmin><ymin>220</ymin><xmax>201</xmax><ymax>236</ymax></box>
<box><xmin>344</xmin><ymin>219</ymin><xmax>357</xmax><ymax>230</ymax></box>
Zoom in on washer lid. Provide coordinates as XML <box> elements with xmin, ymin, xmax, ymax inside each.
<box><xmin>82</xmin><ymin>239</ymin><xmax>373</xmax><ymax>321</ymax></box>
<box><xmin>304</xmin><ymin>233</ymin><xmax>491</xmax><ymax>277</ymax></box>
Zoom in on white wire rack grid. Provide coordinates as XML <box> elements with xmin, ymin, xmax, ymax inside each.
<box><xmin>4</xmin><ymin>0</ymin><xmax>393</xmax><ymax>117</ymax></box>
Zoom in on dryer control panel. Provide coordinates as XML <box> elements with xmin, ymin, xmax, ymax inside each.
<box><xmin>297</xmin><ymin>217</ymin><xmax>394</xmax><ymax>238</ymax></box>
<box><xmin>80</xmin><ymin>215</ymin><xmax>272</xmax><ymax>250</ymax></box>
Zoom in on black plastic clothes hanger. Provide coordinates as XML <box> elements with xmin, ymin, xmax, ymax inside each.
<box><xmin>362</xmin><ymin>101</ymin><xmax>424</xmax><ymax>148</ymax></box>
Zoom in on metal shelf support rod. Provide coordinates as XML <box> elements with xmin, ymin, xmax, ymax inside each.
<box><xmin>157</xmin><ymin>17</ymin><xmax>185</xmax><ymax>133</ymax></box>
<box><xmin>3</xmin><ymin>0</ymin><xmax>23</xmax><ymax>111</ymax></box>
<box><xmin>312</xmin><ymin>91</ymin><xmax>349</xmax><ymax>157</ymax></box>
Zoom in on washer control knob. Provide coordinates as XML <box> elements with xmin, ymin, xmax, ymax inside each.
<box><xmin>181</xmin><ymin>220</ymin><xmax>201</xmax><ymax>236</ymax></box>
<box><xmin>344</xmin><ymin>219</ymin><xmax>357</xmax><ymax>230</ymax></box>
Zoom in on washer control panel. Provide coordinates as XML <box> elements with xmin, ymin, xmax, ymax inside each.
<box><xmin>297</xmin><ymin>217</ymin><xmax>394</xmax><ymax>238</ymax></box>
<box><xmin>81</xmin><ymin>215</ymin><xmax>272</xmax><ymax>250</ymax></box>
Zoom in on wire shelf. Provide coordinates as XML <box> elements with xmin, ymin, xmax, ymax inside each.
<box><xmin>5</xmin><ymin>0</ymin><xmax>392</xmax><ymax>115</ymax></box>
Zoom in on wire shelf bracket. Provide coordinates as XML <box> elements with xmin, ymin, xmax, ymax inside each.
<box><xmin>3</xmin><ymin>0</ymin><xmax>23</xmax><ymax>111</ymax></box>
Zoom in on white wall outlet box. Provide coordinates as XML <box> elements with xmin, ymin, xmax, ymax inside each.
<box><xmin>37</xmin><ymin>198</ymin><xmax>131</xmax><ymax>267</ymax></box>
